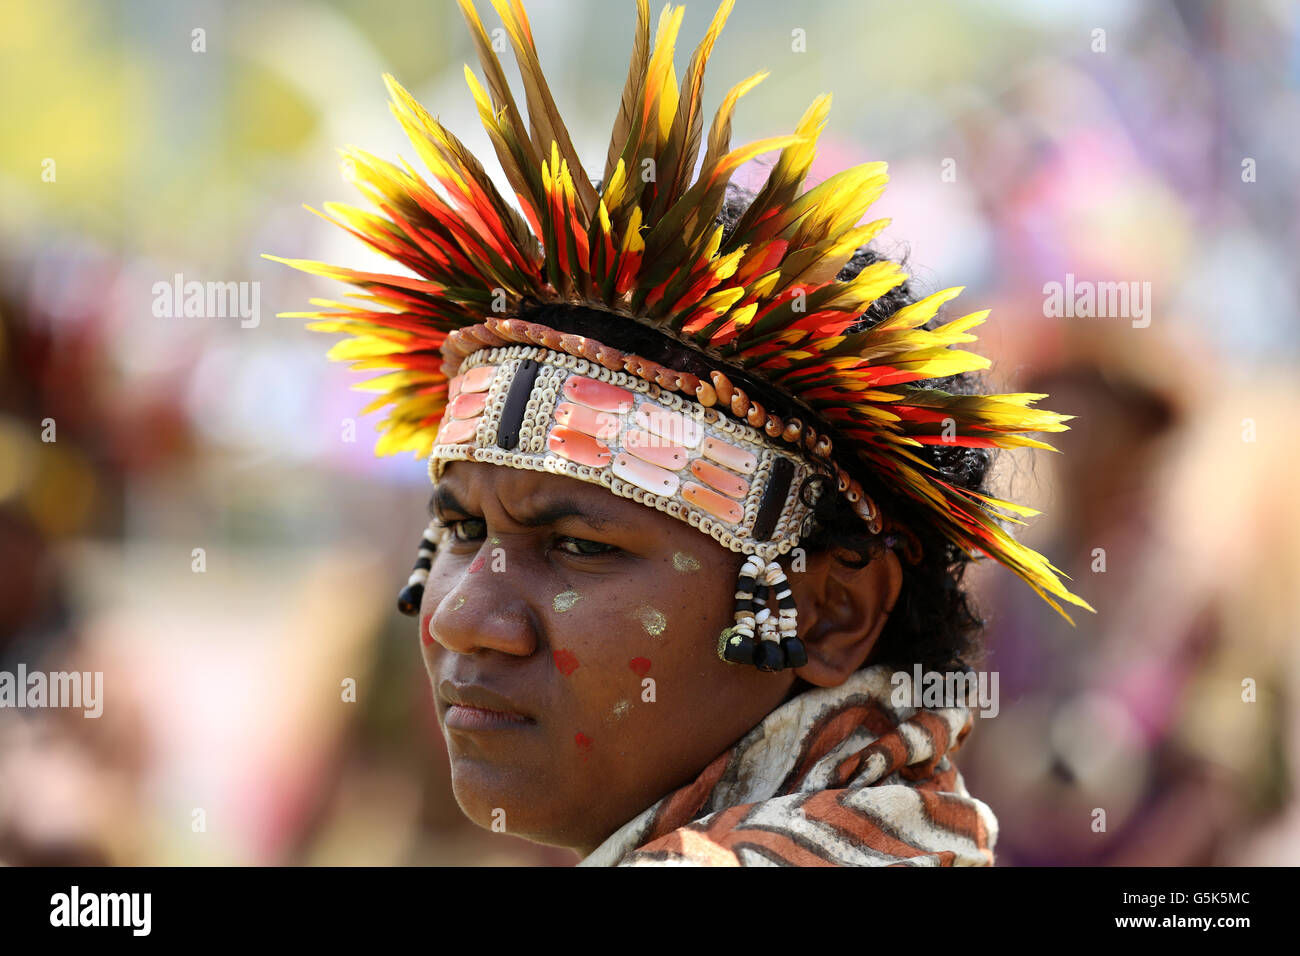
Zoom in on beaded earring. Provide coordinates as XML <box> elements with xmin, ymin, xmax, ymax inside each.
<box><xmin>717</xmin><ymin>555</ymin><xmax>807</xmax><ymax>672</ymax></box>
<box><xmin>396</xmin><ymin>519</ymin><xmax>439</xmax><ymax>616</ymax></box>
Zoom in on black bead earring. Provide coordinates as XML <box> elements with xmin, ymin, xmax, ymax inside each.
<box><xmin>397</xmin><ymin>520</ymin><xmax>439</xmax><ymax>616</ymax></box>
<box><xmin>717</xmin><ymin>555</ymin><xmax>806</xmax><ymax>671</ymax></box>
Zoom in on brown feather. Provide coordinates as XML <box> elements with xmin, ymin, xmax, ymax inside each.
<box><xmin>489</xmin><ymin>0</ymin><xmax>600</xmax><ymax>221</ymax></box>
<box><xmin>655</xmin><ymin>0</ymin><xmax>735</xmax><ymax>217</ymax></box>
<box><xmin>456</xmin><ymin>0</ymin><xmax>538</xmax><ymax>167</ymax></box>
<box><xmin>604</xmin><ymin>0</ymin><xmax>651</xmax><ymax>186</ymax></box>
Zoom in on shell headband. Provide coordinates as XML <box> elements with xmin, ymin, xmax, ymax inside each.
<box><xmin>267</xmin><ymin>0</ymin><xmax>1094</xmax><ymax>669</ymax></box>
<box><xmin>429</xmin><ymin>339</ymin><xmax>827</xmax><ymax>561</ymax></box>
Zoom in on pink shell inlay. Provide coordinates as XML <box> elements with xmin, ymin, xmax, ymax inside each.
<box><xmin>683</xmin><ymin>481</ymin><xmax>744</xmax><ymax>523</ymax></box>
<box><xmin>448</xmin><ymin>375</ymin><xmax>463</xmax><ymax>402</ymax></box>
<box><xmin>547</xmin><ymin>426</ymin><xmax>613</xmax><ymax>467</ymax></box>
<box><xmin>438</xmin><ymin>416</ymin><xmax>480</xmax><ymax>445</ymax></box>
<box><xmin>554</xmin><ymin>402</ymin><xmax>621</xmax><ymax>440</ymax></box>
<box><xmin>690</xmin><ymin>458</ymin><xmax>749</xmax><ymax>499</ymax></box>
<box><xmin>460</xmin><ymin>364</ymin><xmax>497</xmax><ymax>393</ymax></box>
<box><xmin>701</xmin><ymin>436</ymin><xmax>757</xmax><ymax>475</ymax></box>
<box><xmin>622</xmin><ymin>428</ymin><xmax>688</xmax><ymax>471</ymax></box>
<box><xmin>564</xmin><ymin>375</ymin><xmax>634</xmax><ymax>414</ymax></box>
<box><xmin>636</xmin><ymin>404</ymin><xmax>702</xmax><ymax>449</ymax></box>
<box><xmin>448</xmin><ymin>391</ymin><xmax>487</xmax><ymax>420</ymax></box>
<box><xmin>612</xmin><ymin>453</ymin><xmax>680</xmax><ymax>497</ymax></box>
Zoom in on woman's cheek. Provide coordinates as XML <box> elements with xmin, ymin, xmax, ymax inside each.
<box><xmin>548</xmin><ymin>658</ymin><xmax>610</xmax><ymax>766</ymax></box>
<box><xmin>547</xmin><ymin>587</ymin><xmax>586</xmax><ymax>676</ymax></box>
<box><xmin>544</xmin><ymin>613</ymin><xmax>658</xmax><ymax>754</ymax></box>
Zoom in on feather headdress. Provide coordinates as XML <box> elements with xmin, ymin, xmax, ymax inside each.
<box><xmin>266</xmin><ymin>0</ymin><xmax>1093</xmax><ymax>623</ymax></box>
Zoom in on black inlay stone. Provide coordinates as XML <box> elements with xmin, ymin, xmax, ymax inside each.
<box><xmin>495</xmin><ymin>358</ymin><xmax>541</xmax><ymax>449</ymax></box>
<box><xmin>780</xmin><ymin>636</ymin><xmax>808</xmax><ymax>669</ymax></box>
<box><xmin>719</xmin><ymin>628</ymin><xmax>757</xmax><ymax>666</ymax></box>
<box><xmin>754</xmin><ymin>641</ymin><xmax>786</xmax><ymax>672</ymax></box>
<box><xmin>751</xmin><ymin>456</ymin><xmax>795</xmax><ymax>541</ymax></box>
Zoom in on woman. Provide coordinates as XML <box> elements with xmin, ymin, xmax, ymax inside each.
<box><xmin>270</xmin><ymin>0</ymin><xmax>1092</xmax><ymax>865</ymax></box>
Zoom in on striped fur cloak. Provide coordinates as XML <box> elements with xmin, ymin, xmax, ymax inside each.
<box><xmin>578</xmin><ymin>663</ymin><xmax>998</xmax><ymax>866</ymax></box>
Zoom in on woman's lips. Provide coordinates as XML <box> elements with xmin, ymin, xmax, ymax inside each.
<box><xmin>438</xmin><ymin>680</ymin><xmax>536</xmax><ymax>731</ymax></box>
<box><xmin>444</xmin><ymin>703</ymin><xmax>534</xmax><ymax>731</ymax></box>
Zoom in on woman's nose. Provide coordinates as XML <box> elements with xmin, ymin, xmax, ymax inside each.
<box><xmin>423</xmin><ymin>547</ymin><xmax>540</xmax><ymax>658</ymax></box>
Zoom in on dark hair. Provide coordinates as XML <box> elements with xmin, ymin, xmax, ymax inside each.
<box><xmin>518</xmin><ymin>181</ymin><xmax>991</xmax><ymax>674</ymax></box>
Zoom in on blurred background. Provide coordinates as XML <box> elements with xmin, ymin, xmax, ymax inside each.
<box><xmin>1</xmin><ymin>0</ymin><xmax>1296</xmax><ymax>865</ymax></box>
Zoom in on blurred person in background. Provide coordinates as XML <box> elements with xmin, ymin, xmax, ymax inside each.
<box><xmin>0</xmin><ymin>272</ymin><xmax>134</xmax><ymax>865</ymax></box>
<box><xmin>961</xmin><ymin>328</ymin><xmax>1296</xmax><ymax>865</ymax></box>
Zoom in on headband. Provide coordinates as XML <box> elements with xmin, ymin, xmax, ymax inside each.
<box><xmin>431</xmin><ymin>343</ymin><xmax>824</xmax><ymax>557</ymax></box>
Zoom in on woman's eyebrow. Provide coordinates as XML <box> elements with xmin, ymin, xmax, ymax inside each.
<box><xmin>429</xmin><ymin>485</ymin><xmax>614</xmax><ymax>531</ymax></box>
<box><xmin>430</xmin><ymin>485</ymin><xmax>467</xmax><ymax>518</ymax></box>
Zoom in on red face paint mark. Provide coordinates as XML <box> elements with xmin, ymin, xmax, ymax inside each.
<box><xmin>468</xmin><ymin>555</ymin><xmax>486</xmax><ymax>573</ymax></box>
<box><xmin>575</xmin><ymin>732</ymin><xmax>593</xmax><ymax>762</ymax></box>
<box><xmin>421</xmin><ymin>613</ymin><xmax>435</xmax><ymax>647</ymax></box>
<box><xmin>629</xmin><ymin>657</ymin><xmax>651</xmax><ymax>677</ymax></box>
<box><xmin>553</xmin><ymin>649</ymin><xmax>580</xmax><ymax>675</ymax></box>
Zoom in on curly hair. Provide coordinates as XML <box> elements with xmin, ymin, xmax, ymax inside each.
<box><xmin>516</xmin><ymin>181</ymin><xmax>992</xmax><ymax>676</ymax></box>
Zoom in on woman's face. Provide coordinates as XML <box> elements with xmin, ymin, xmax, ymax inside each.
<box><xmin>419</xmin><ymin>459</ymin><xmax>797</xmax><ymax>855</ymax></box>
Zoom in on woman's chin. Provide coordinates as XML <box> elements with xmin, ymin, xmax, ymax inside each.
<box><xmin>449</xmin><ymin>760</ymin><xmax>548</xmax><ymax>832</ymax></box>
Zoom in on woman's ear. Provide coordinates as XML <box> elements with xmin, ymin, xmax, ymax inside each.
<box><xmin>789</xmin><ymin>546</ymin><xmax>902</xmax><ymax>688</ymax></box>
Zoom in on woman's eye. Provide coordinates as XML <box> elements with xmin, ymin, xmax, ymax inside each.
<box><xmin>445</xmin><ymin>518</ymin><xmax>485</xmax><ymax>542</ymax></box>
<box><xmin>436</xmin><ymin>520</ymin><xmax>614</xmax><ymax>558</ymax></box>
<box><xmin>557</xmin><ymin>537</ymin><xmax>617</xmax><ymax>557</ymax></box>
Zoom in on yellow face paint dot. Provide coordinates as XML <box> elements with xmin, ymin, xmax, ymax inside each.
<box><xmin>553</xmin><ymin>590</ymin><xmax>582</xmax><ymax>612</ymax></box>
<box><xmin>451</xmin><ymin>595</ymin><xmax>466</xmax><ymax>611</ymax></box>
<box><xmin>672</xmin><ymin>551</ymin><xmax>701</xmax><ymax>573</ymax></box>
<box><xmin>636</xmin><ymin>605</ymin><xmax>667</xmax><ymax>637</ymax></box>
